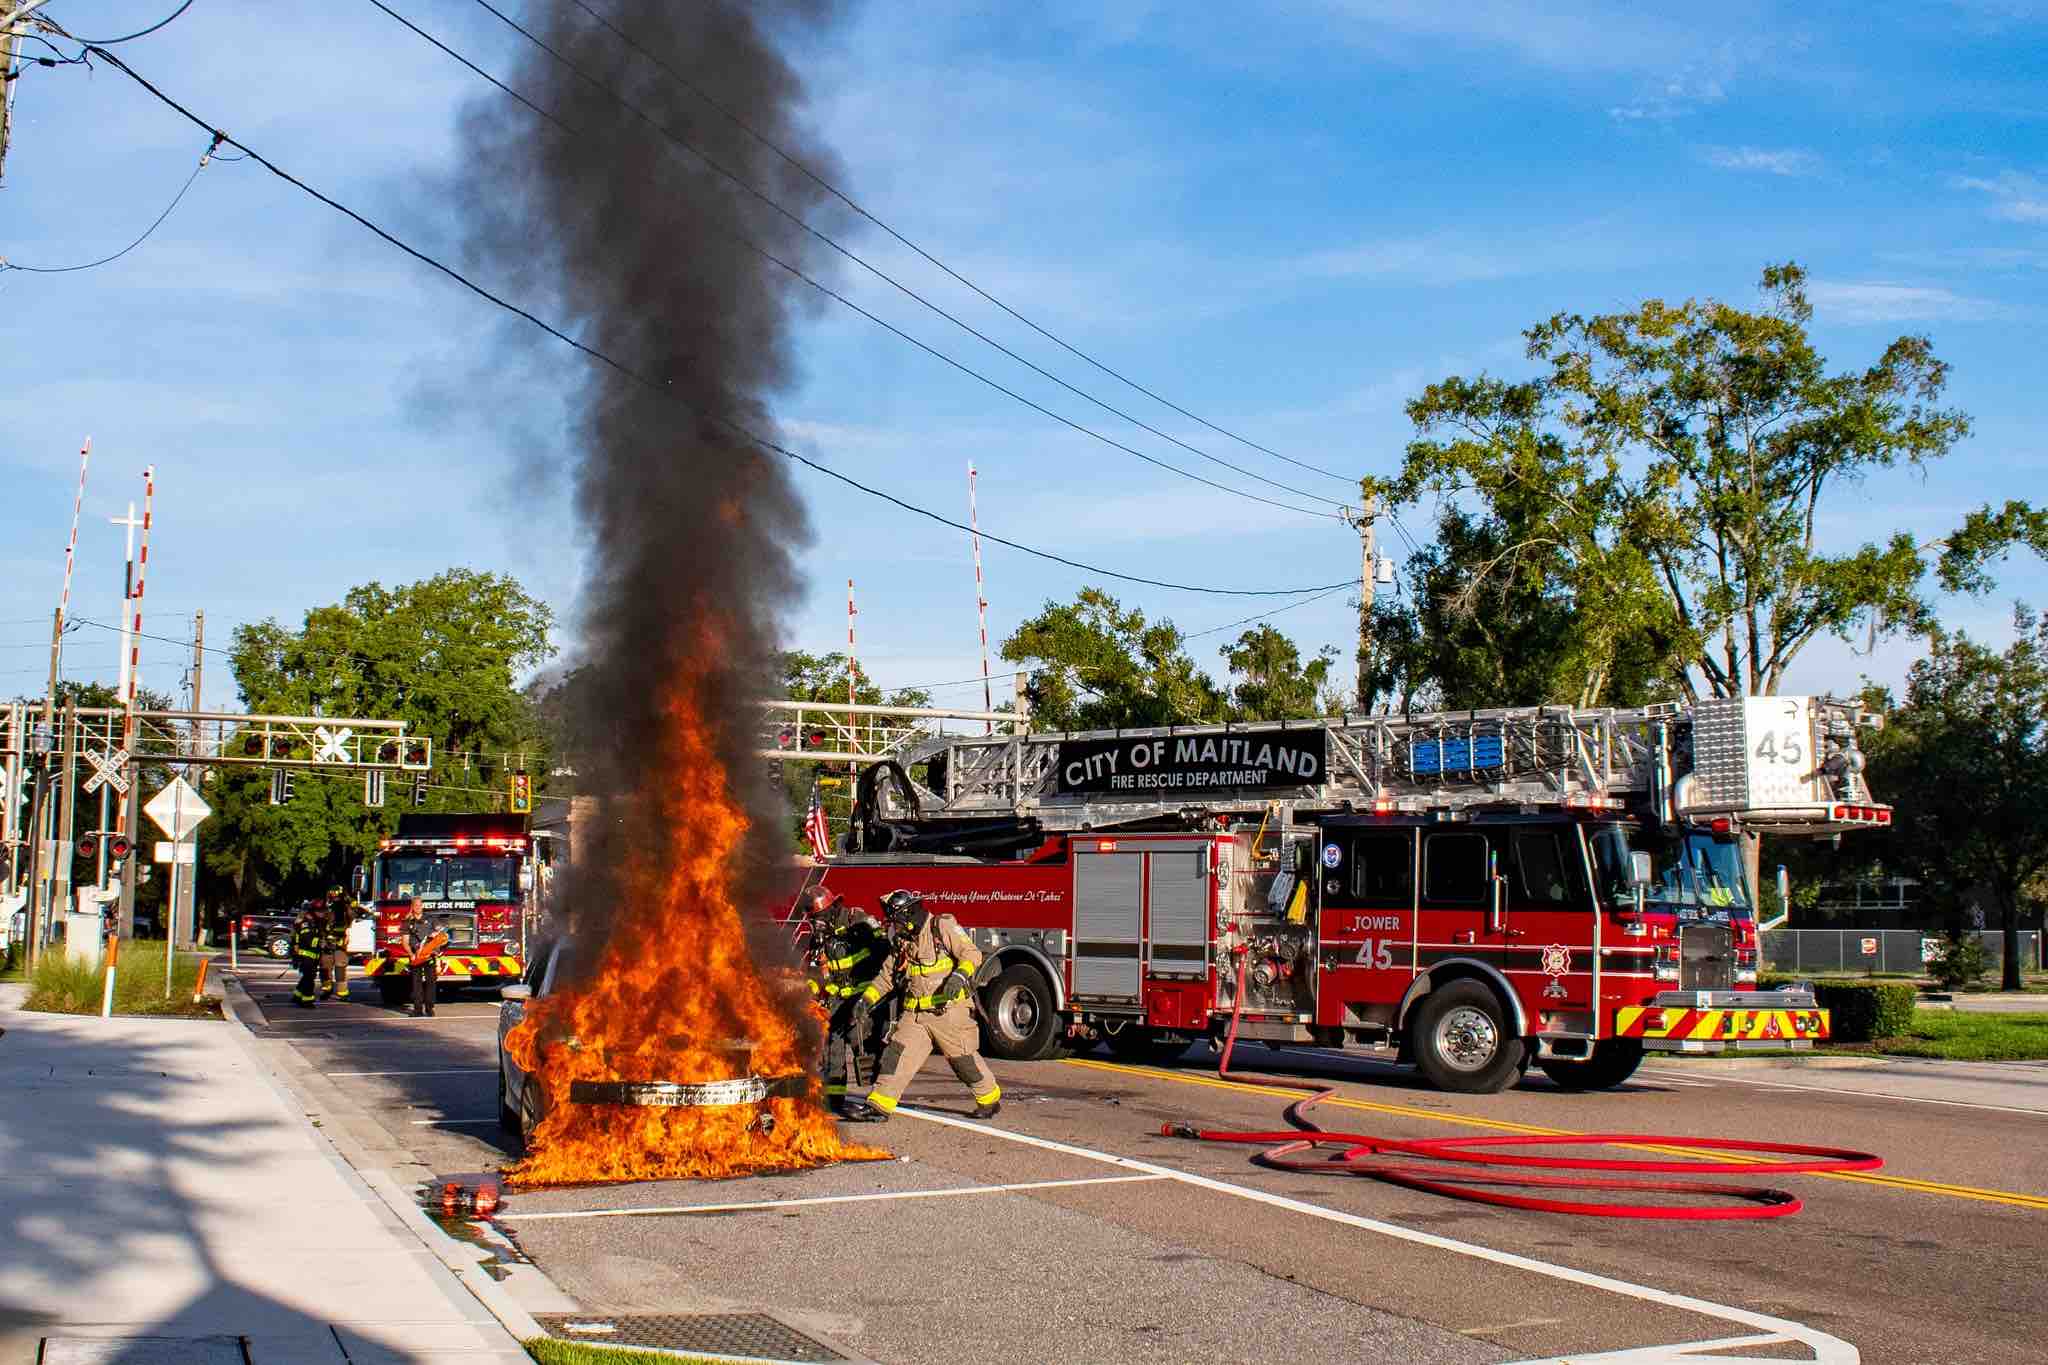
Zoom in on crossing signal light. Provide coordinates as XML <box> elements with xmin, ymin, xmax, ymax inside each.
<box><xmin>411</xmin><ymin>773</ymin><xmax>427</xmax><ymax>807</ymax></box>
<box><xmin>269</xmin><ymin>770</ymin><xmax>295</xmax><ymax>805</ymax></box>
<box><xmin>77</xmin><ymin>832</ymin><xmax>98</xmax><ymax>860</ymax></box>
<box><xmin>509</xmin><ymin>770</ymin><xmax>531</xmax><ymax>814</ymax></box>
<box><xmin>106</xmin><ymin>833</ymin><xmax>131</xmax><ymax>862</ymax></box>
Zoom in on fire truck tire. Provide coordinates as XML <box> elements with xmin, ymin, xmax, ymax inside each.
<box><xmin>1412</xmin><ymin>980</ymin><xmax>1526</xmax><ymax>1094</ymax></box>
<box><xmin>378</xmin><ymin>977</ymin><xmax>408</xmax><ymax>1009</ymax></box>
<box><xmin>980</xmin><ymin>963</ymin><xmax>1062</xmax><ymax>1061</ymax></box>
<box><xmin>1537</xmin><ymin>1038</ymin><xmax>1645</xmax><ymax>1091</ymax></box>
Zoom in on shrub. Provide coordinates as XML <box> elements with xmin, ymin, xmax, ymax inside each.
<box><xmin>23</xmin><ymin>944</ymin><xmax>219</xmax><ymax>1018</ymax></box>
<box><xmin>1809</xmin><ymin>980</ymin><xmax>1918</xmax><ymax>1042</ymax></box>
<box><xmin>1927</xmin><ymin>935</ymin><xmax>1989</xmax><ymax>991</ymax></box>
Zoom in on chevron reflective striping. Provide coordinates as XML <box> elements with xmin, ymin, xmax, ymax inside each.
<box><xmin>1614</xmin><ymin>1007</ymin><xmax>1829</xmax><ymax>1041</ymax></box>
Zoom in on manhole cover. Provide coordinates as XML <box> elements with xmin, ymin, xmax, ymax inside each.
<box><xmin>536</xmin><ymin>1313</ymin><xmax>847</xmax><ymax>1361</ymax></box>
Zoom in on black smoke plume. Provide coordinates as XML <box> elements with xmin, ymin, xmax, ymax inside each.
<box><xmin>453</xmin><ymin>1</ymin><xmax>850</xmax><ymax>977</ymax></box>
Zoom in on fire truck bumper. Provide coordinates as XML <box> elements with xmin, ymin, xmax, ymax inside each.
<box><xmin>1618</xmin><ymin>998</ymin><xmax>1829</xmax><ymax>1050</ymax></box>
<box><xmin>362</xmin><ymin>954</ymin><xmax>523</xmax><ymax>979</ymax></box>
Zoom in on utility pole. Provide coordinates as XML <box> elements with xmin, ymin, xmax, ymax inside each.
<box><xmin>103</xmin><ymin>501</ymin><xmax>144</xmax><ymax>891</ymax></box>
<box><xmin>1345</xmin><ymin>495</ymin><xmax>1381</xmax><ymax>712</ymax></box>
<box><xmin>0</xmin><ymin>2</ymin><xmax>56</xmax><ymax>185</ymax></box>
<box><xmin>182</xmin><ymin>611</ymin><xmax>202</xmax><ymax>947</ymax></box>
<box><xmin>52</xmin><ymin>698</ymin><xmax>76</xmax><ymax>935</ymax></box>
<box><xmin>24</xmin><ymin>605</ymin><xmax>60</xmax><ymax>966</ymax></box>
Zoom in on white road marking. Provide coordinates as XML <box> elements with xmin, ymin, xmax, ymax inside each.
<box><xmin>1694</xmin><ymin>1073</ymin><xmax>2048</xmax><ymax>1118</ymax></box>
<box><xmin>410</xmin><ymin>1116</ymin><xmax>500</xmax><ymax>1126</ymax></box>
<box><xmin>897</xmin><ymin>1107</ymin><xmax>1859</xmax><ymax>1365</ymax></box>
<box><xmin>1631</xmin><ymin>1072</ymin><xmax>1717</xmax><ymax>1088</ymax></box>
<box><xmin>1508</xmin><ymin>1330</ymin><xmax>1813</xmax><ymax>1363</ymax></box>
<box><xmin>496</xmin><ymin>1173</ymin><xmax>1170</xmax><ymax>1222</ymax></box>
<box><xmin>329</xmin><ymin>1068</ymin><xmax>498</xmax><ymax>1077</ymax></box>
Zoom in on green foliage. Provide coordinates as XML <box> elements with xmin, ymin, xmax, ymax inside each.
<box><xmin>216</xmin><ymin>569</ymin><xmax>555</xmax><ymax>899</ymax></box>
<box><xmin>23</xmin><ymin>945</ymin><xmax>220</xmax><ymax>1018</ymax></box>
<box><xmin>1926</xmin><ymin>935</ymin><xmax>1990</xmax><ymax>991</ymax></box>
<box><xmin>1001</xmin><ymin>588</ymin><xmax>1226</xmax><ymax>730</ymax></box>
<box><xmin>1223</xmin><ymin>625</ymin><xmax>1337</xmax><ymax>720</ymax></box>
<box><xmin>1367</xmin><ymin>263</ymin><xmax>2022</xmax><ymax>703</ymax></box>
<box><xmin>1857</xmin><ymin>1010</ymin><xmax>2048</xmax><ymax>1061</ymax></box>
<box><xmin>1801</xmin><ymin>979</ymin><xmax>1919</xmax><ymax>1042</ymax></box>
<box><xmin>525</xmin><ymin>1339</ymin><xmax>722</xmax><ymax>1365</ymax></box>
<box><xmin>1864</xmin><ymin>606</ymin><xmax>2048</xmax><ymax>989</ymax></box>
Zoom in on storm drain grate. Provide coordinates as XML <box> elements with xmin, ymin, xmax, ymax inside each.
<box><xmin>536</xmin><ymin>1313</ymin><xmax>848</xmax><ymax>1361</ymax></box>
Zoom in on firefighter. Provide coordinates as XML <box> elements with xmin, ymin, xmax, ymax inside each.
<box><xmin>318</xmin><ymin>887</ymin><xmax>352</xmax><ymax>1002</ymax></box>
<box><xmin>401</xmin><ymin>898</ymin><xmax>441</xmax><ymax>1017</ymax></box>
<box><xmin>800</xmin><ymin>887</ymin><xmax>887</xmax><ymax>1111</ymax></box>
<box><xmin>290</xmin><ymin>905</ymin><xmax>325</xmax><ymax>1009</ymax></box>
<box><xmin>844</xmin><ymin>889</ymin><xmax>1000</xmax><ymax>1123</ymax></box>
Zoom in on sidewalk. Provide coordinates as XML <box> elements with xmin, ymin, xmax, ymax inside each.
<box><xmin>0</xmin><ymin>981</ymin><xmax>533</xmax><ymax>1365</ymax></box>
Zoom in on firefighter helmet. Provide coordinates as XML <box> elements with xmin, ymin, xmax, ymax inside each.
<box><xmin>880</xmin><ymin>889</ymin><xmax>928</xmax><ymax>938</ymax></box>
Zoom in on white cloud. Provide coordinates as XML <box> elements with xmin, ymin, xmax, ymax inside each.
<box><xmin>1805</xmin><ymin>280</ymin><xmax>2004</xmax><ymax>323</ymax></box>
<box><xmin>1956</xmin><ymin>170</ymin><xmax>2048</xmax><ymax>222</ymax></box>
<box><xmin>1608</xmin><ymin>72</ymin><xmax>1729</xmax><ymax>122</ymax></box>
<box><xmin>1701</xmin><ymin>145</ymin><xmax>1822</xmax><ymax>177</ymax></box>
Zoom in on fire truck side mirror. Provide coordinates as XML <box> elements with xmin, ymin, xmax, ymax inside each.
<box><xmin>1628</xmin><ymin>852</ymin><xmax>1653</xmax><ymax>887</ymax></box>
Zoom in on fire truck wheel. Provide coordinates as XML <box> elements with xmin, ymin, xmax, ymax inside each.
<box><xmin>1412</xmin><ymin>979</ymin><xmax>1526</xmax><ymax>1093</ymax></box>
<box><xmin>1537</xmin><ymin>1038</ymin><xmax>1645</xmax><ymax>1091</ymax></box>
<box><xmin>981</xmin><ymin>963</ymin><xmax>1062</xmax><ymax>1061</ymax></box>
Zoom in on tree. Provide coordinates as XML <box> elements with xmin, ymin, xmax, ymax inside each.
<box><xmin>776</xmin><ymin>650</ymin><xmax>929</xmax><ymax>852</ymax></box>
<box><xmin>1223</xmin><ymin>625</ymin><xmax>1337</xmax><ymax>720</ymax></box>
<box><xmin>212</xmin><ymin>570</ymin><xmax>555</xmax><ymax>902</ymax></box>
<box><xmin>1368</xmin><ymin>263</ymin><xmax>2038</xmax><ymax>703</ymax></box>
<box><xmin>1864</xmin><ymin>609</ymin><xmax>2048</xmax><ymax>990</ymax></box>
<box><xmin>1001</xmin><ymin>589</ymin><xmax>1225</xmax><ymax>731</ymax></box>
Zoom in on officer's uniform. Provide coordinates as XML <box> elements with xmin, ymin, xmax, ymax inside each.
<box><xmin>807</xmin><ymin>903</ymin><xmax>887</xmax><ymax>1104</ymax></box>
<box><xmin>318</xmin><ymin>897</ymin><xmax>351</xmax><ymax>1001</ymax></box>
<box><xmin>854</xmin><ymin>905</ymin><xmax>999</xmax><ymax>1120</ymax></box>
<box><xmin>402</xmin><ymin>913</ymin><xmax>440</xmax><ymax>1017</ymax></box>
<box><xmin>290</xmin><ymin>912</ymin><xmax>323</xmax><ymax>1008</ymax></box>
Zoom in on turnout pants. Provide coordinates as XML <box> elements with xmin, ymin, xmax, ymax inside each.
<box><xmin>409</xmin><ymin>960</ymin><xmax>436</xmax><ymax>1014</ymax></box>
<box><xmin>866</xmin><ymin>1000</ymin><xmax>999</xmax><ymax>1114</ymax></box>
<box><xmin>821</xmin><ymin>996</ymin><xmax>878</xmax><ymax>1098</ymax></box>
<box><xmin>319</xmin><ymin>950</ymin><xmax>349</xmax><ymax>1000</ymax></box>
<box><xmin>293</xmin><ymin>957</ymin><xmax>319</xmax><ymax>1006</ymax></box>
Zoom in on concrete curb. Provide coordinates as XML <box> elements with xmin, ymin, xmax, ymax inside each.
<box><xmin>1645</xmin><ymin>1052</ymin><xmax>1893</xmax><ymax>1070</ymax></box>
<box><xmin>218</xmin><ymin>968</ymin><xmax>549</xmax><ymax>1358</ymax></box>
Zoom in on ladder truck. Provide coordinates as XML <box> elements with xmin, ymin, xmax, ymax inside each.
<box><xmin>789</xmin><ymin>695</ymin><xmax>1887</xmax><ymax>1093</ymax></box>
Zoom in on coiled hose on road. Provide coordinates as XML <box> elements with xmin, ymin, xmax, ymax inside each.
<box><xmin>1162</xmin><ymin>949</ymin><xmax>1882</xmax><ymax>1219</ymax></box>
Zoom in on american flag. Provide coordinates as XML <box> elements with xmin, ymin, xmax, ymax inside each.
<box><xmin>804</xmin><ymin>779</ymin><xmax>833</xmax><ymax>860</ymax></box>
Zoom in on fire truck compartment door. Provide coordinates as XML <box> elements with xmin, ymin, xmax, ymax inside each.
<box><xmin>1073</xmin><ymin>850</ymin><xmax>1143</xmax><ymax>1001</ymax></box>
<box><xmin>1146</xmin><ymin>850</ymin><xmax>1208</xmax><ymax>979</ymax></box>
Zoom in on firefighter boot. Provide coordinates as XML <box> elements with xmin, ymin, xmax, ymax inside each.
<box><xmin>841</xmin><ymin>1098</ymin><xmax>889</xmax><ymax>1124</ymax></box>
<box><xmin>950</xmin><ymin>1054</ymin><xmax>1002</xmax><ymax>1120</ymax></box>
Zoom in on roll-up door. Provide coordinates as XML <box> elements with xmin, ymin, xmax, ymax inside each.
<box><xmin>1146</xmin><ymin>849</ymin><xmax>1208</xmax><ymax>979</ymax></box>
<box><xmin>1072</xmin><ymin>850</ymin><xmax>1143</xmax><ymax>1001</ymax></box>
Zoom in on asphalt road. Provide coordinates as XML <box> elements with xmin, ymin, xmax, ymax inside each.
<box><xmin>226</xmin><ymin>958</ymin><xmax>2048</xmax><ymax>1365</ymax></box>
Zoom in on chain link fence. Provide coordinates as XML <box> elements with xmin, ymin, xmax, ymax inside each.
<box><xmin>1763</xmin><ymin>928</ymin><xmax>2044</xmax><ymax>977</ymax></box>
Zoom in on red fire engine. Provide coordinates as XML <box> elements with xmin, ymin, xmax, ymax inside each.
<box><xmin>362</xmin><ymin>814</ymin><xmax>533</xmax><ymax>1005</ymax></box>
<box><xmin>791</xmin><ymin>696</ymin><xmax>1887</xmax><ymax>1093</ymax></box>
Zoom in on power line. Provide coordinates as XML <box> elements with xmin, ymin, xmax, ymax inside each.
<box><xmin>50</xmin><ymin>1</ymin><xmax>196</xmax><ymax>46</ymax></box>
<box><xmin>1182</xmin><ymin>583</ymin><xmax>1354</xmax><ymax>641</ymax></box>
<box><xmin>553</xmin><ymin>0</ymin><xmax>1358</xmax><ymax>490</ymax></box>
<box><xmin>80</xmin><ymin>44</ymin><xmax>1353</xmax><ymax>598</ymax></box>
<box><xmin>2</xmin><ymin>134</ymin><xmax>221</xmax><ymax>274</ymax></box>
<box><xmin>373</xmin><ymin>0</ymin><xmax>1333</xmax><ymax>521</ymax></box>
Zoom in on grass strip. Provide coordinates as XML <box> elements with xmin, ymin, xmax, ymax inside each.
<box><xmin>526</xmin><ymin>1338</ymin><xmax>724</xmax><ymax>1364</ymax></box>
<box><xmin>22</xmin><ymin>941</ymin><xmax>221</xmax><ymax>1018</ymax></box>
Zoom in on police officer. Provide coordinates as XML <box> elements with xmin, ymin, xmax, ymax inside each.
<box><xmin>401</xmin><ymin>897</ymin><xmax>441</xmax><ymax>1017</ymax></box>
<box><xmin>800</xmin><ymin>887</ymin><xmax>887</xmax><ymax>1111</ymax></box>
<box><xmin>844</xmin><ymin>889</ymin><xmax>1000</xmax><ymax>1123</ymax></box>
<box><xmin>318</xmin><ymin>887</ymin><xmax>352</xmax><ymax>1002</ymax></box>
<box><xmin>290</xmin><ymin>904</ymin><xmax>325</xmax><ymax>1009</ymax></box>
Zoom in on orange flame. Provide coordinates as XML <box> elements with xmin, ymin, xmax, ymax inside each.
<box><xmin>503</xmin><ymin>683</ymin><xmax>883</xmax><ymax>1186</ymax></box>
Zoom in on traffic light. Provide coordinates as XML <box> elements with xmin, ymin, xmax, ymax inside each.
<box><xmin>509</xmin><ymin>770</ymin><xmax>531</xmax><ymax>814</ymax></box>
<box><xmin>411</xmin><ymin>773</ymin><xmax>427</xmax><ymax>807</ymax></box>
<box><xmin>269</xmin><ymin>770</ymin><xmax>295</xmax><ymax>805</ymax></box>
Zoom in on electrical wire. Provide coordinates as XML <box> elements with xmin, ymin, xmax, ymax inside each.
<box><xmin>553</xmin><ymin>0</ymin><xmax>1358</xmax><ymax>488</ymax></box>
<box><xmin>81</xmin><ymin>44</ymin><xmax>1354</xmax><ymax>599</ymax></box>
<box><xmin>404</xmin><ymin>0</ymin><xmax>1347</xmax><ymax>520</ymax></box>
<box><xmin>372</xmin><ymin>0</ymin><xmax>1332</xmax><ymax>521</ymax></box>
<box><xmin>53</xmin><ymin>0</ymin><xmax>196</xmax><ymax>45</ymax></box>
<box><xmin>1182</xmin><ymin>583</ymin><xmax>1353</xmax><ymax>641</ymax></box>
<box><xmin>1</xmin><ymin>135</ymin><xmax>220</xmax><ymax>274</ymax></box>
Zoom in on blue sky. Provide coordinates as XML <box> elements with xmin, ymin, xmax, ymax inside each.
<box><xmin>5</xmin><ymin>0</ymin><xmax>2047</xmax><ymax>713</ymax></box>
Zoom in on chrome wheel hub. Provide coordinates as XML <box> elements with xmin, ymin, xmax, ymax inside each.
<box><xmin>1436</xmin><ymin>1005</ymin><xmax>1499</xmax><ymax>1072</ymax></box>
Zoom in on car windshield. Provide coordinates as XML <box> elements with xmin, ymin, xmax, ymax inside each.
<box><xmin>380</xmin><ymin>854</ymin><xmax>517</xmax><ymax>902</ymax></box>
<box><xmin>1588</xmin><ymin>824</ymin><xmax>1751</xmax><ymax>919</ymax></box>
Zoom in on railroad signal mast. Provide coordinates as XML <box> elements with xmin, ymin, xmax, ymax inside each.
<box><xmin>788</xmin><ymin>695</ymin><xmax>1888</xmax><ymax>1094</ymax></box>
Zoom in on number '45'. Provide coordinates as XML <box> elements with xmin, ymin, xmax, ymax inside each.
<box><xmin>1755</xmin><ymin>731</ymin><xmax>1803</xmax><ymax>764</ymax></box>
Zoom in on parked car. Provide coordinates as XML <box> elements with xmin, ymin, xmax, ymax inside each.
<box><xmin>496</xmin><ymin>940</ymin><xmax>563</xmax><ymax>1144</ymax></box>
<box><xmin>236</xmin><ymin>909</ymin><xmax>298</xmax><ymax>959</ymax></box>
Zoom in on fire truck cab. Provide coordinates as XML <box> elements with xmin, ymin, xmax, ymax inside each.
<box><xmin>363</xmin><ymin>813</ymin><xmax>535</xmax><ymax>1006</ymax></box>
<box><xmin>792</xmin><ymin>695</ymin><xmax>1887</xmax><ymax>1094</ymax></box>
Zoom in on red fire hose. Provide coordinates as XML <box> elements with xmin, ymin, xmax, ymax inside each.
<box><xmin>1161</xmin><ymin>950</ymin><xmax>1881</xmax><ymax>1219</ymax></box>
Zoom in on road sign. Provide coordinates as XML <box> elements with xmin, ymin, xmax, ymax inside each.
<box><xmin>82</xmin><ymin>746</ymin><xmax>131</xmax><ymax>796</ymax></box>
<box><xmin>145</xmin><ymin>776</ymin><xmax>212</xmax><ymax>841</ymax></box>
<box><xmin>313</xmin><ymin>725</ymin><xmax>355</xmax><ymax>764</ymax></box>
<box><xmin>1859</xmin><ymin>936</ymin><xmax>1879</xmax><ymax>957</ymax></box>
<box><xmin>153</xmin><ymin>841</ymin><xmax>195</xmax><ymax>865</ymax></box>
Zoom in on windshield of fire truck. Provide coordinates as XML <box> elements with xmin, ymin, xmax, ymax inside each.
<box><xmin>1588</xmin><ymin>825</ymin><xmax>1750</xmax><ymax>918</ymax></box>
<box><xmin>380</xmin><ymin>854</ymin><xmax>517</xmax><ymax>902</ymax></box>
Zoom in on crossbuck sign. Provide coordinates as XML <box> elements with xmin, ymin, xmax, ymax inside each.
<box><xmin>82</xmin><ymin>747</ymin><xmax>131</xmax><ymax>797</ymax></box>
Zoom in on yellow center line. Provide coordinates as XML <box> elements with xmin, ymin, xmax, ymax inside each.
<box><xmin>1060</xmin><ymin>1056</ymin><xmax>2048</xmax><ymax>1212</ymax></box>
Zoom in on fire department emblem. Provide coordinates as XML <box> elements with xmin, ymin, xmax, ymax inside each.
<box><xmin>1540</xmin><ymin>943</ymin><xmax>1571</xmax><ymax>999</ymax></box>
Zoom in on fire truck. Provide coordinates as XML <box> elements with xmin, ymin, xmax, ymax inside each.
<box><xmin>792</xmin><ymin>695</ymin><xmax>1888</xmax><ymax>1093</ymax></box>
<box><xmin>363</xmin><ymin>814</ymin><xmax>535</xmax><ymax>1006</ymax></box>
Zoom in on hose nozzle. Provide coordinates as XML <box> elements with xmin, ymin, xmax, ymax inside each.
<box><xmin>1161</xmin><ymin>1122</ymin><xmax>1203</xmax><ymax>1140</ymax></box>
